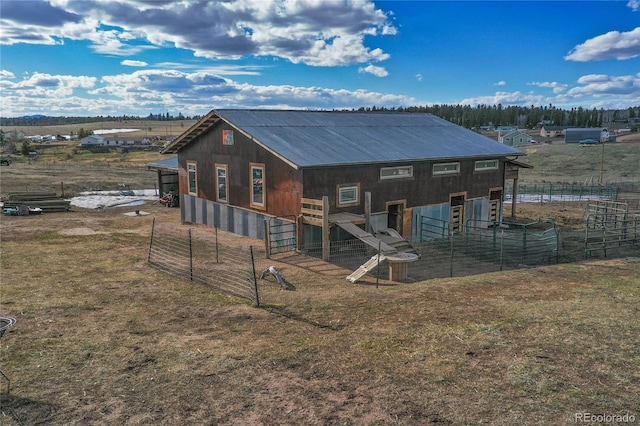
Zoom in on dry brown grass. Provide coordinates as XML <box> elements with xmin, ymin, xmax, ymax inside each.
<box><xmin>1</xmin><ymin>140</ymin><xmax>639</xmax><ymax>425</ymax></box>
<box><xmin>1</xmin><ymin>202</ymin><xmax>639</xmax><ymax>425</ymax></box>
<box><xmin>2</xmin><ymin>119</ymin><xmax>197</xmax><ymax>141</ymax></box>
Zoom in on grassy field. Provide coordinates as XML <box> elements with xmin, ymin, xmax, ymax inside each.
<box><xmin>0</xmin><ymin>127</ymin><xmax>639</xmax><ymax>425</ymax></box>
<box><xmin>0</xmin><ymin>204</ymin><xmax>638</xmax><ymax>425</ymax></box>
<box><xmin>517</xmin><ymin>137</ymin><xmax>640</xmax><ymax>184</ymax></box>
<box><xmin>2</xmin><ymin>119</ymin><xmax>197</xmax><ymax>141</ymax></box>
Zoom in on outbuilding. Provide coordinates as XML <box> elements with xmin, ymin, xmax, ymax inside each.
<box><xmin>162</xmin><ymin>109</ymin><xmax>527</xmax><ymax>248</ymax></box>
<box><xmin>565</xmin><ymin>128</ymin><xmax>609</xmax><ymax>143</ymax></box>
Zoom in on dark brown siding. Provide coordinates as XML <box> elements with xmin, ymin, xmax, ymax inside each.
<box><xmin>302</xmin><ymin>159</ymin><xmax>505</xmax><ymax>214</ymax></box>
<box><xmin>178</xmin><ymin>122</ymin><xmax>303</xmax><ymax>217</ymax></box>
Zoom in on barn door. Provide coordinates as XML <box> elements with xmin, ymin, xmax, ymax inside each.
<box><xmin>450</xmin><ymin>194</ymin><xmax>465</xmax><ymax>233</ymax></box>
<box><xmin>386</xmin><ymin>201</ymin><xmax>405</xmax><ymax>234</ymax></box>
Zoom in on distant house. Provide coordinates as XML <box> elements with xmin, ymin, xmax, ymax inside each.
<box><xmin>565</xmin><ymin>128</ymin><xmax>610</xmax><ymax>144</ymax></box>
<box><xmin>540</xmin><ymin>125</ymin><xmax>567</xmax><ymax>138</ymax></box>
<box><xmin>80</xmin><ymin>135</ymin><xmax>106</xmax><ymax>146</ymax></box>
<box><xmin>499</xmin><ymin>130</ymin><xmax>531</xmax><ymax>146</ymax></box>
<box><xmin>104</xmin><ymin>138</ymin><xmax>150</xmax><ymax>146</ymax></box>
<box><xmin>162</xmin><ymin>110</ymin><xmax>530</xmax><ymax>247</ymax></box>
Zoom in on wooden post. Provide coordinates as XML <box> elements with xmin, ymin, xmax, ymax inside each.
<box><xmin>264</xmin><ymin>219</ymin><xmax>271</xmax><ymax>259</ymax></box>
<box><xmin>365</xmin><ymin>191</ymin><xmax>371</xmax><ymax>233</ymax></box>
<box><xmin>296</xmin><ymin>215</ymin><xmax>304</xmax><ymax>251</ymax></box>
<box><xmin>511</xmin><ymin>177</ymin><xmax>518</xmax><ymax>218</ymax></box>
<box><xmin>322</xmin><ymin>195</ymin><xmax>330</xmax><ymax>261</ymax></box>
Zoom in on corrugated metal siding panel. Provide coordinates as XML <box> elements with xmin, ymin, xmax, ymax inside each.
<box><xmin>216</xmin><ymin>110</ymin><xmax>522</xmax><ymax>168</ymax></box>
<box><xmin>182</xmin><ymin>194</ymin><xmax>266</xmax><ymax>240</ymax></box>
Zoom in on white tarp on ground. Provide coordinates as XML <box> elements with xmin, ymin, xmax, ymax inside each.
<box><xmin>70</xmin><ymin>189</ymin><xmax>158</xmax><ymax>209</ymax></box>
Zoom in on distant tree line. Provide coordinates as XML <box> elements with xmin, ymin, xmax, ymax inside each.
<box><xmin>2</xmin><ymin>105</ymin><xmax>639</xmax><ymax>130</ymax></box>
<box><xmin>0</xmin><ymin>112</ymin><xmax>202</xmax><ymax>127</ymax></box>
<box><xmin>352</xmin><ymin>104</ymin><xmax>640</xmax><ymax>129</ymax></box>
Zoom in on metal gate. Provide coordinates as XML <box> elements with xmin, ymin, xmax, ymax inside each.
<box><xmin>265</xmin><ymin>217</ymin><xmax>297</xmax><ymax>257</ymax></box>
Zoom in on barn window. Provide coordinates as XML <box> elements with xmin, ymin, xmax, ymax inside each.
<box><xmin>474</xmin><ymin>159</ymin><xmax>499</xmax><ymax>171</ymax></box>
<box><xmin>380</xmin><ymin>165</ymin><xmax>413</xmax><ymax>180</ymax></box>
<box><xmin>216</xmin><ymin>164</ymin><xmax>228</xmax><ymax>203</ymax></box>
<box><xmin>187</xmin><ymin>161</ymin><xmax>197</xmax><ymax>195</ymax></box>
<box><xmin>250</xmin><ymin>163</ymin><xmax>265</xmax><ymax>209</ymax></box>
<box><xmin>337</xmin><ymin>183</ymin><xmax>360</xmax><ymax>207</ymax></box>
<box><xmin>433</xmin><ymin>162</ymin><xmax>460</xmax><ymax>175</ymax></box>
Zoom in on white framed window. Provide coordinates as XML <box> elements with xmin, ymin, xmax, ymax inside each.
<box><xmin>475</xmin><ymin>159</ymin><xmax>499</xmax><ymax>171</ymax></box>
<box><xmin>250</xmin><ymin>163</ymin><xmax>265</xmax><ymax>209</ymax></box>
<box><xmin>215</xmin><ymin>164</ymin><xmax>228</xmax><ymax>203</ymax></box>
<box><xmin>433</xmin><ymin>162</ymin><xmax>460</xmax><ymax>175</ymax></box>
<box><xmin>380</xmin><ymin>165</ymin><xmax>413</xmax><ymax>180</ymax></box>
<box><xmin>187</xmin><ymin>161</ymin><xmax>197</xmax><ymax>195</ymax></box>
<box><xmin>337</xmin><ymin>183</ymin><xmax>360</xmax><ymax>207</ymax></box>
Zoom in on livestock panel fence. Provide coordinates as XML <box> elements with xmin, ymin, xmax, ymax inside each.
<box><xmin>148</xmin><ymin>219</ymin><xmax>260</xmax><ymax>305</ymax></box>
<box><xmin>147</xmin><ymin>199</ymin><xmax>639</xmax><ymax>318</ymax></box>
<box><xmin>147</xmin><ymin>220</ymin><xmax>350</xmax><ymax>322</ymax></box>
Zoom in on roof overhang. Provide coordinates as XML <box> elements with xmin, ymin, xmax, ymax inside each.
<box><xmin>506</xmin><ymin>159</ymin><xmax>533</xmax><ymax>169</ymax></box>
<box><xmin>161</xmin><ymin>110</ymin><xmax>221</xmax><ymax>154</ymax></box>
<box><xmin>147</xmin><ymin>156</ymin><xmax>178</xmax><ymax>172</ymax></box>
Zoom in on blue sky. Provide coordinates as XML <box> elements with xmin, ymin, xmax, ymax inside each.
<box><xmin>1</xmin><ymin>0</ymin><xmax>639</xmax><ymax>117</ymax></box>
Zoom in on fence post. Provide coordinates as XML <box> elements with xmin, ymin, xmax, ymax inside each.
<box><xmin>215</xmin><ymin>227</ymin><xmax>219</xmax><ymax>264</ymax></box>
<box><xmin>499</xmin><ymin>229</ymin><xmax>504</xmax><ymax>271</ymax></box>
<box><xmin>189</xmin><ymin>229</ymin><xmax>193</xmax><ymax>281</ymax></box>
<box><xmin>264</xmin><ymin>219</ymin><xmax>271</xmax><ymax>259</ymax></box>
<box><xmin>376</xmin><ymin>240</ymin><xmax>381</xmax><ymax>288</ymax></box>
<box><xmin>148</xmin><ymin>217</ymin><xmax>156</xmax><ymax>262</ymax></box>
<box><xmin>449</xmin><ymin>231</ymin><xmax>454</xmax><ymax>277</ymax></box>
<box><xmin>249</xmin><ymin>246</ymin><xmax>260</xmax><ymax>307</ymax></box>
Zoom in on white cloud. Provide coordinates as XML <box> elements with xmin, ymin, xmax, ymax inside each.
<box><xmin>358</xmin><ymin>64</ymin><xmax>389</xmax><ymax>77</ymax></box>
<box><xmin>0</xmin><ymin>69</ymin><xmax>416</xmax><ymax>117</ymax></box>
<box><xmin>628</xmin><ymin>0</ymin><xmax>639</xmax><ymax>12</ymax></box>
<box><xmin>121</xmin><ymin>60</ymin><xmax>148</xmax><ymax>67</ymax></box>
<box><xmin>567</xmin><ymin>73</ymin><xmax>640</xmax><ymax>98</ymax></box>
<box><xmin>527</xmin><ymin>81</ymin><xmax>569</xmax><ymax>94</ymax></box>
<box><xmin>1</xmin><ymin>0</ymin><xmax>396</xmax><ymax>67</ymax></box>
<box><xmin>459</xmin><ymin>73</ymin><xmax>640</xmax><ymax>110</ymax></box>
<box><xmin>565</xmin><ymin>27</ymin><xmax>640</xmax><ymax>61</ymax></box>
<box><xmin>494</xmin><ymin>81</ymin><xmax>506</xmax><ymax>86</ymax></box>
<box><xmin>0</xmin><ymin>70</ymin><xmax>16</xmax><ymax>79</ymax></box>
<box><xmin>416</xmin><ymin>74</ymin><xmax>422</xmax><ymax>82</ymax></box>
<box><xmin>459</xmin><ymin>91</ymin><xmax>546</xmax><ymax>108</ymax></box>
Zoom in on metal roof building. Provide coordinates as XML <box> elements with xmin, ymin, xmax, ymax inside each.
<box><xmin>164</xmin><ymin>109</ymin><xmax>523</xmax><ymax>168</ymax></box>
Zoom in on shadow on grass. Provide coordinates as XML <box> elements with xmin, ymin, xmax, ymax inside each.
<box><xmin>0</xmin><ymin>393</ymin><xmax>59</xmax><ymax>426</ymax></box>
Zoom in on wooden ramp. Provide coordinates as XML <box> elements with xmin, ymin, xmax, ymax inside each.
<box><xmin>346</xmin><ymin>254</ymin><xmax>387</xmax><ymax>283</ymax></box>
<box><xmin>334</xmin><ymin>221</ymin><xmax>398</xmax><ymax>254</ymax></box>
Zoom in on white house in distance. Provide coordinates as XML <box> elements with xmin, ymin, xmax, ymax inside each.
<box><xmin>80</xmin><ymin>135</ymin><xmax>106</xmax><ymax>146</ymax></box>
<box><xmin>79</xmin><ymin>135</ymin><xmax>150</xmax><ymax>147</ymax></box>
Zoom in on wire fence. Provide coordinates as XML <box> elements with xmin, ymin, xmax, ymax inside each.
<box><xmin>147</xmin><ymin>199</ymin><xmax>640</xmax><ymax>322</ymax></box>
<box><xmin>148</xmin><ymin>219</ymin><xmax>260</xmax><ymax>305</ymax></box>
<box><xmin>505</xmin><ymin>181</ymin><xmax>640</xmax><ymax>205</ymax></box>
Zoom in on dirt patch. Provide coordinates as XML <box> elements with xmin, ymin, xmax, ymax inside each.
<box><xmin>59</xmin><ymin>227</ymin><xmax>105</xmax><ymax>235</ymax></box>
